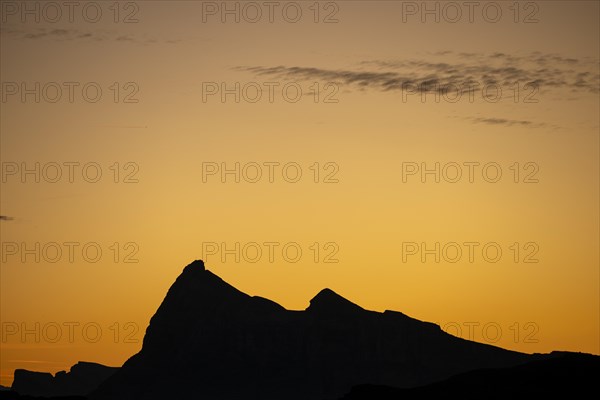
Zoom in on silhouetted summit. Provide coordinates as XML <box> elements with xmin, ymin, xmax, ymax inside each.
<box><xmin>181</xmin><ymin>258</ymin><xmax>205</xmax><ymax>271</ymax></box>
<box><xmin>90</xmin><ymin>259</ymin><xmax>546</xmax><ymax>400</ymax></box>
<box><xmin>308</xmin><ymin>288</ymin><xmax>363</xmax><ymax>316</ymax></box>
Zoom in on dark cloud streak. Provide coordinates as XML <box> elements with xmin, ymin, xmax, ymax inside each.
<box><xmin>1</xmin><ymin>26</ymin><xmax>179</xmax><ymax>45</ymax></box>
<box><xmin>239</xmin><ymin>51</ymin><xmax>599</xmax><ymax>95</ymax></box>
<box><xmin>471</xmin><ymin>118</ymin><xmax>534</xmax><ymax>127</ymax></box>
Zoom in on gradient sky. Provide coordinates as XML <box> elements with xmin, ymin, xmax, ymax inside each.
<box><xmin>1</xmin><ymin>0</ymin><xmax>599</xmax><ymax>387</ymax></box>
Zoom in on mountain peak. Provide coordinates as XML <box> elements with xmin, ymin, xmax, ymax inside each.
<box><xmin>183</xmin><ymin>259</ymin><xmax>205</xmax><ymax>271</ymax></box>
<box><xmin>307</xmin><ymin>288</ymin><xmax>363</xmax><ymax>314</ymax></box>
<box><xmin>90</xmin><ymin>259</ymin><xmax>538</xmax><ymax>400</ymax></box>
<box><xmin>176</xmin><ymin>259</ymin><xmax>207</xmax><ymax>281</ymax></box>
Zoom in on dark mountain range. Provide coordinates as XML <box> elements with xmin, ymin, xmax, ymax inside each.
<box><xmin>7</xmin><ymin>260</ymin><xmax>597</xmax><ymax>400</ymax></box>
<box><xmin>340</xmin><ymin>352</ymin><xmax>600</xmax><ymax>399</ymax></box>
<box><xmin>9</xmin><ymin>362</ymin><xmax>116</xmax><ymax>398</ymax></box>
<box><xmin>90</xmin><ymin>260</ymin><xmax>537</xmax><ymax>399</ymax></box>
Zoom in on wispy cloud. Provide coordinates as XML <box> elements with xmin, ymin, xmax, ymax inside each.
<box><xmin>1</xmin><ymin>26</ymin><xmax>180</xmax><ymax>45</ymax></box>
<box><xmin>471</xmin><ymin>117</ymin><xmax>534</xmax><ymax>127</ymax></box>
<box><xmin>238</xmin><ymin>51</ymin><xmax>600</xmax><ymax>95</ymax></box>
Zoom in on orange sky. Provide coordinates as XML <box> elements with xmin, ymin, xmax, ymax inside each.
<box><xmin>1</xmin><ymin>0</ymin><xmax>599</xmax><ymax>387</ymax></box>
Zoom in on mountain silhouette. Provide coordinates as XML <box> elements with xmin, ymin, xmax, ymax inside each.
<box><xmin>89</xmin><ymin>259</ymin><xmax>543</xmax><ymax>400</ymax></box>
<box><xmin>6</xmin><ymin>260</ymin><xmax>597</xmax><ymax>400</ymax></box>
<box><xmin>340</xmin><ymin>352</ymin><xmax>600</xmax><ymax>399</ymax></box>
<box><xmin>10</xmin><ymin>362</ymin><xmax>117</xmax><ymax>398</ymax></box>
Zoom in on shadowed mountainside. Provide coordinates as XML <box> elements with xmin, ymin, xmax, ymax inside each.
<box><xmin>10</xmin><ymin>362</ymin><xmax>117</xmax><ymax>398</ymax></box>
<box><xmin>7</xmin><ymin>260</ymin><xmax>598</xmax><ymax>399</ymax></box>
<box><xmin>339</xmin><ymin>352</ymin><xmax>600</xmax><ymax>399</ymax></box>
<box><xmin>90</xmin><ymin>259</ymin><xmax>541</xmax><ymax>400</ymax></box>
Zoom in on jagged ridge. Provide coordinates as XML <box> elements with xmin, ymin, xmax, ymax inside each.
<box><xmin>90</xmin><ymin>259</ymin><xmax>535</xmax><ymax>400</ymax></box>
